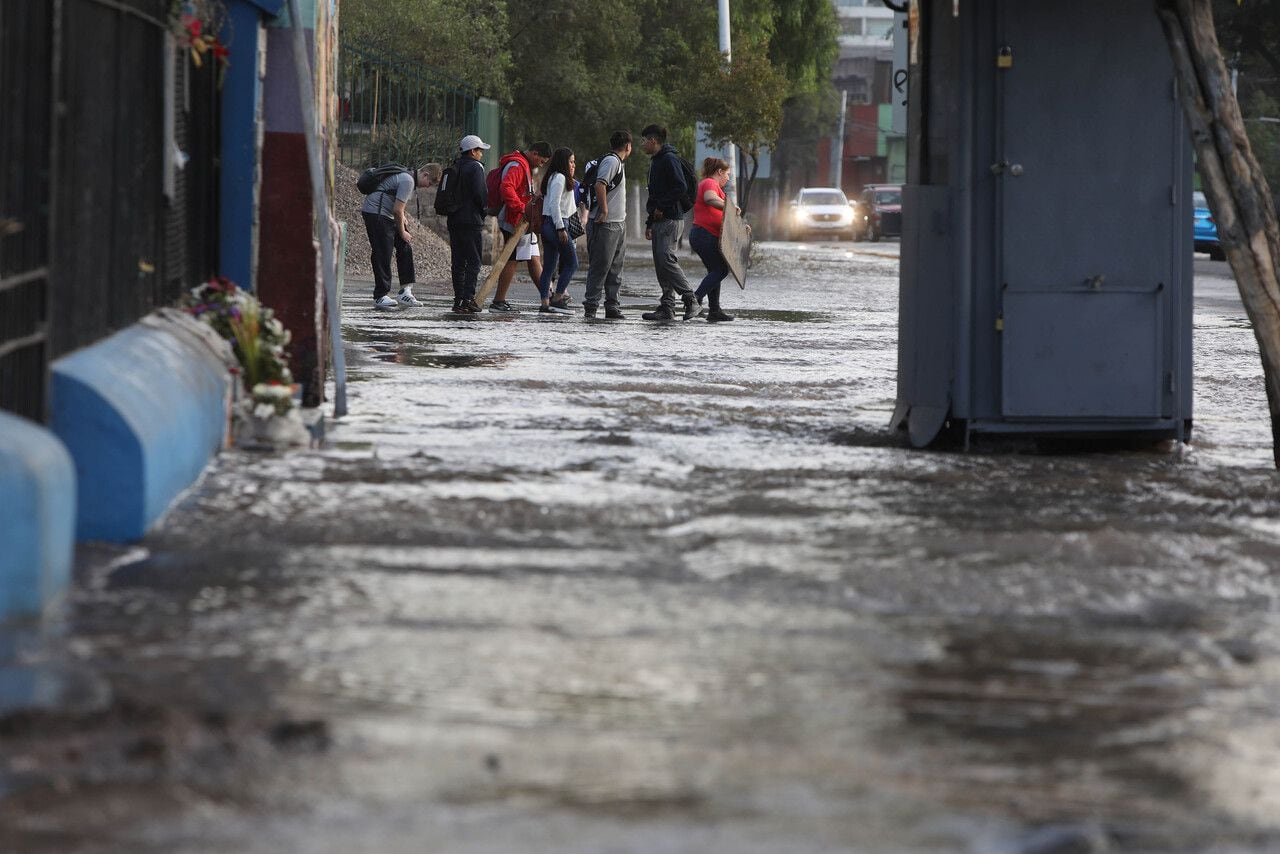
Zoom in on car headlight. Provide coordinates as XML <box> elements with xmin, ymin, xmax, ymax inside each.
<box><xmin>794</xmin><ymin>208</ymin><xmax>807</xmax><ymax>223</ymax></box>
<box><xmin>838</xmin><ymin>210</ymin><xmax>853</xmax><ymax>224</ymax></box>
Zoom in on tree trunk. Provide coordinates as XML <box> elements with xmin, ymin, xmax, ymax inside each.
<box><xmin>1157</xmin><ymin>0</ymin><xmax>1280</xmax><ymax>466</ymax></box>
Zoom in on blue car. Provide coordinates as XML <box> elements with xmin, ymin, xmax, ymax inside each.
<box><xmin>1193</xmin><ymin>190</ymin><xmax>1225</xmax><ymax>260</ymax></box>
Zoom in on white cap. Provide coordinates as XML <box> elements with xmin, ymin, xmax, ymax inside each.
<box><xmin>459</xmin><ymin>134</ymin><xmax>490</xmax><ymax>152</ymax></box>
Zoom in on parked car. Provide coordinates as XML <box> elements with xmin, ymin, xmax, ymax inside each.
<box><xmin>859</xmin><ymin>184</ymin><xmax>902</xmax><ymax>240</ymax></box>
<box><xmin>788</xmin><ymin>187</ymin><xmax>861</xmax><ymax>241</ymax></box>
<box><xmin>1193</xmin><ymin>190</ymin><xmax>1225</xmax><ymax>260</ymax></box>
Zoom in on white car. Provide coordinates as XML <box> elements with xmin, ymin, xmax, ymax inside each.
<box><xmin>788</xmin><ymin>187</ymin><xmax>858</xmax><ymax>241</ymax></box>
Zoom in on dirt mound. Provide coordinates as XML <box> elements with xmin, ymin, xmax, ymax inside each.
<box><xmin>334</xmin><ymin>163</ymin><xmax>457</xmax><ymax>286</ymax></box>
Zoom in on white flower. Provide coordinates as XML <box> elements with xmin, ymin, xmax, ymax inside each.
<box><xmin>253</xmin><ymin>403</ymin><xmax>276</xmax><ymax>419</ymax></box>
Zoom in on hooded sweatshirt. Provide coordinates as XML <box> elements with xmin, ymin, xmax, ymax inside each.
<box><xmin>645</xmin><ymin>143</ymin><xmax>686</xmax><ymax>225</ymax></box>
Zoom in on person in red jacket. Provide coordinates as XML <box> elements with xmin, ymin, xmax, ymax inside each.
<box><xmin>489</xmin><ymin>141</ymin><xmax>551</xmax><ymax>312</ymax></box>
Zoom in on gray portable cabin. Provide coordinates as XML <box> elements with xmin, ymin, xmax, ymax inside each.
<box><xmin>891</xmin><ymin>0</ymin><xmax>1194</xmax><ymax>447</ymax></box>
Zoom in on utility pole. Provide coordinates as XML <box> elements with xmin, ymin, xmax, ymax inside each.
<box><xmin>831</xmin><ymin>89</ymin><xmax>849</xmax><ymax>190</ymax></box>
<box><xmin>719</xmin><ymin>0</ymin><xmax>737</xmax><ymax>204</ymax></box>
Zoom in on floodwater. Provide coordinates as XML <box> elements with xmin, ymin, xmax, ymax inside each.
<box><xmin>4</xmin><ymin>240</ymin><xmax>1280</xmax><ymax>852</ymax></box>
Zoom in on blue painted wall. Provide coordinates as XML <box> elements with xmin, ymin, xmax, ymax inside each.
<box><xmin>50</xmin><ymin>322</ymin><xmax>230</xmax><ymax>543</ymax></box>
<box><xmin>220</xmin><ymin>0</ymin><xmax>284</xmax><ymax>291</ymax></box>
<box><xmin>0</xmin><ymin>412</ymin><xmax>75</xmax><ymax>622</ymax></box>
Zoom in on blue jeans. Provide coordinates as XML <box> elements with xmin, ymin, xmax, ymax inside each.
<box><xmin>539</xmin><ymin>218</ymin><xmax>578</xmax><ymax>300</ymax></box>
<box><xmin>689</xmin><ymin>225</ymin><xmax>728</xmax><ymax>308</ymax></box>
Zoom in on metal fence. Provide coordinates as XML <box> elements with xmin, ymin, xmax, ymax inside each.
<box><xmin>338</xmin><ymin>45</ymin><xmax>480</xmax><ymax>169</ymax></box>
<box><xmin>0</xmin><ymin>0</ymin><xmax>56</xmax><ymax>421</ymax></box>
<box><xmin>0</xmin><ymin>0</ymin><xmax>220</xmax><ymax>422</ymax></box>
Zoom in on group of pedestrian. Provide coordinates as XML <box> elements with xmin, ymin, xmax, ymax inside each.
<box><xmin>360</xmin><ymin>124</ymin><xmax>739</xmax><ymax>322</ymax></box>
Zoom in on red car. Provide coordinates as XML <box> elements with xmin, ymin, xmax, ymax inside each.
<box><xmin>858</xmin><ymin>184</ymin><xmax>902</xmax><ymax>240</ymax></box>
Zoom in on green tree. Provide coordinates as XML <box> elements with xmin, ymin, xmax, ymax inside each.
<box><xmin>680</xmin><ymin>49</ymin><xmax>788</xmax><ymax>214</ymax></box>
<box><xmin>340</xmin><ymin>0</ymin><xmax>512</xmax><ymax>99</ymax></box>
<box><xmin>728</xmin><ymin>0</ymin><xmax>840</xmax><ymax>196</ymax></box>
<box><xmin>501</xmin><ymin>0</ymin><xmax>711</xmax><ymax>184</ymax></box>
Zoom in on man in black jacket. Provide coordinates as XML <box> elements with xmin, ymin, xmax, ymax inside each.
<box><xmin>448</xmin><ymin>134</ymin><xmax>491</xmax><ymax>313</ymax></box>
<box><xmin>640</xmin><ymin>124</ymin><xmax>697</xmax><ymax>321</ymax></box>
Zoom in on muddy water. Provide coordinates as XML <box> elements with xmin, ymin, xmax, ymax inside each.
<box><xmin>4</xmin><ymin>242</ymin><xmax>1280</xmax><ymax>852</ymax></box>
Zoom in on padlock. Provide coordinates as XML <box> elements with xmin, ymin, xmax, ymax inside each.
<box><xmin>997</xmin><ymin>46</ymin><xmax>1013</xmax><ymax>69</ymax></box>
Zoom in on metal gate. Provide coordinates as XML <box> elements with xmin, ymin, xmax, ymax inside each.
<box><xmin>0</xmin><ymin>0</ymin><xmax>56</xmax><ymax>421</ymax></box>
<box><xmin>338</xmin><ymin>45</ymin><xmax>480</xmax><ymax>168</ymax></box>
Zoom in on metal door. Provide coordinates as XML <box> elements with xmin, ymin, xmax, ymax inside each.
<box><xmin>997</xmin><ymin>1</ymin><xmax>1177</xmax><ymax>419</ymax></box>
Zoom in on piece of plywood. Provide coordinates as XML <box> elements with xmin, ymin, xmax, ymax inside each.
<box><xmin>474</xmin><ymin>220</ymin><xmax>528</xmax><ymax>307</ymax></box>
<box><xmin>720</xmin><ymin>205</ymin><xmax>750</xmax><ymax>289</ymax></box>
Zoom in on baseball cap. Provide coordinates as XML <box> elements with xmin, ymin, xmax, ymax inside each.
<box><xmin>459</xmin><ymin>134</ymin><xmax>490</xmax><ymax>152</ymax></box>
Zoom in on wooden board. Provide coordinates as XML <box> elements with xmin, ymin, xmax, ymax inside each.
<box><xmin>474</xmin><ymin>220</ymin><xmax>528</xmax><ymax>307</ymax></box>
<box><xmin>719</xmin><ymin>205</ymin><xmax>751</xmax><ymax>289</ymax></box>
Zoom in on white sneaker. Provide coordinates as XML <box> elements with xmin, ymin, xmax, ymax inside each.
<box><xmin>374</xmin><ymin>295</ymin><xmax>398</xmax><ymax>309</ymax></box>
<box><xmin>397</xmin><ymin>287</ymin><xmax>423</xmax><ymax>307</ymax></box>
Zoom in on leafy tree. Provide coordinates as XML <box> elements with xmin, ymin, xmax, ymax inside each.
<box><xmin>727</xmin><ymin>0</ymin><xmax>840</xmax><ymax>197</ymax></box>
<box><xmin>340</xmin><ymin>0</ymin><xmax>512</xmax><ymax>99</ymax></box>
<box><xmin>680</xmin><ymin>49</ymin><xmax>788</xmax><ymax>214</ymax></box>
<box><xmin>1213</xmin><ymin>0</ymin><xmax>1280</xmax><ymax>194</ymax></box>
<box><xmin>501</xmin><ymin>0</ymin><xmax>711</xmax><ymax>183</ymax></box>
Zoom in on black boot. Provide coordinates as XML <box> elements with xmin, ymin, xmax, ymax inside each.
<box><xmin>642</xmin><ymin>305</ymin><xmax>676</xmax><ymax>321</ymax></box>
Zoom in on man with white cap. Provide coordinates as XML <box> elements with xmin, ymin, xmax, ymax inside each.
<box><xmin>446</xmin><ymin>134</ymin><xmax>492</xmax><ymax>313</ymax></box>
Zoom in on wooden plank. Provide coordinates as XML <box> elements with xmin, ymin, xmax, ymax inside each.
<box><xmin>720</xmin><ymin>205</ymin><xmax>751</xmax><ymax>289</ymax></box>
<box><xmin>474</xmin><ymin>221</ymin><xmax>528</xmax><ymax>307</ymax></box>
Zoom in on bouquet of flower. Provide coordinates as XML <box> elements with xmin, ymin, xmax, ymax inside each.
<box><xmin>171</xmin><ymin>0</ymin><xmax>230</xmax><ymax>78</ymax></box>
<box><xmin>184</xmin><ymin>276</ymin><xmax>293</xmax><ymax>396</ymax></box>
<box><xmin>252</xmin><ymin>382</ymin><xmax>296</xmax><ymax>419</ymax></box>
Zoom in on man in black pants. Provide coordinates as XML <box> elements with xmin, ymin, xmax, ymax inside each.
<box><xmin>360</xmin><ymin>163</ymin><xmax>438</xmax><ymax>308</ymax></box>
<box><xmin>447</xmin><ymin>134</ymin><xmax>491</xmax><ymax>313</ymax></box>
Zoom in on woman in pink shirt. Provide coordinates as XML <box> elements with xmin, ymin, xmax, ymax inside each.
<box><xmin>689</xmin><ymin>157</ymin><xmax>735</xmax><ymax>322</ymax></box>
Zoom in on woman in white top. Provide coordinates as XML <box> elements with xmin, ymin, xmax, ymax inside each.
<box><xmin>537</xmin><ymin>147</ymin><xmax>580</xmax><ymax>314</ymax></box>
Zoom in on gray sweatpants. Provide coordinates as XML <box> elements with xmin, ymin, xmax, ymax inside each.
<box><xmin>650</xmin><ymin>218</ymin><xmax>693</xmax><ymax>309</ymax></box>
<box><xmin>584</xmin><ymin>221</ymin><xmax>626</xmax><ymax>310</ymax></box>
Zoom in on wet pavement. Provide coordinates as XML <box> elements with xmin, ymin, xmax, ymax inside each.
<box><xmin>4</xmin><ymin>241</ymin><xmax>1280</xmax><ymax>852</ymax></box>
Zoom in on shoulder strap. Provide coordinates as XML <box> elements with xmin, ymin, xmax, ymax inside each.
<box><xmin>599</xmin><ymin>153</ymin><xmax>624</xmax><ymax>190</ymax></box>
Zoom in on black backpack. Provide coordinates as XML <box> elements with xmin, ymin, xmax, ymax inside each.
<box><xmin>434</xmin><ymin>162</ymin><xmax>462</xmax><ymax>215</ymax></box>
<box><xmin>356</xmin><ymin>163</ymin><xmax>410</xmax><ymax>195</ymax></box>
<box><xmin>674</xmin><ymin>154</ymin><xmax>698</xmax><ymax>214</ymax></box>
<box><xmin>582</xmin><ymin>152</ymin><xmax>624</xmax><ymax>211</ymax></box>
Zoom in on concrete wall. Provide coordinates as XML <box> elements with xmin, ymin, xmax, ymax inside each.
<box><xmin>0</xmin><ymin>413</ymin><xmax>75</xmax><ymax>623</ymax></box>
<box><xmin>48</xmin><ymin>312</ymin><xmax>233</xmax><ymax>544</ymax></box>
<box><xmin>258</xmin><ymin>0</ymin><xmax>338</xmax><ymax>406</ymax></box>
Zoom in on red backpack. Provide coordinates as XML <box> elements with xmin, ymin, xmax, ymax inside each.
<box><xmin>484</xmin><ymin>166</ymin><xmax>505</xmax><ymax>216</ymax></box>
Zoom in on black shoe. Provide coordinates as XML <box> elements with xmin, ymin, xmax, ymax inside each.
<box><xmin>550</xmin><ymin>293</ymin><xmax>572</xmax><ymax>308</ymax></box>
<box><xmin>583</xmin><ymin>305</ymin><xmax>598</xmax><ymax>318</ymax></box>
<box><xmin>707</xmin><ymin>309</ymin><xmax>734</xmax><ymax>322</ymax></box>
<box><xmin>642</xmin><ymin>306</ymin><xmax>676</xmax><ymax>321</ymax></box>
<box><xmin>605</xmin><ymin>308</ymin><xmax>626</xmax><ymax>320</ymax></box>
<box><xmin>457</xmin><ymin>299</ymin><xmax>481</xmax><ymax>314</ymax></box>
<box><xmin>682</xmin><ymin>296</ymin><xmax>698</xmax><ymax>321</ymax></box>
<box><xmin>452</xmin><ymin>300</ymin><xmax>462</xmax><ymax>313</ymax></box>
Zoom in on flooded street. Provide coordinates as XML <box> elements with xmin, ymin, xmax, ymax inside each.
<box><xmin>5</xmin><ymin>240</ymin><xmax>1280</xmax><ymax>852</ymax></box>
